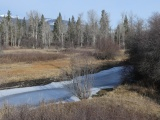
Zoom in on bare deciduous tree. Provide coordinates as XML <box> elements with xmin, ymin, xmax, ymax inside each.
<box><xmin>27</xmin><ymin>11</ymin><xmax>40</xmax><ymax>48</ymax></box>
<box><xmin>2</xmin><ymin>18</ymin><xmax>9</xmax><ymax>47</ymax></box>
<box><xmin>43</xmin><ymin>22</ymin><xmax>53</xmax><ymax>49</ymax></box>
<box><xmin>87</xmin><ymin>10</ymin><xmax>99</xmax><ymax>47</ymax></box>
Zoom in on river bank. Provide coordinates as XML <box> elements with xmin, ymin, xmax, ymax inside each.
<box><xmin>0</xmin><ymin>60</ymin><xmax>126</xmax><ymax>90</ymax></box>
<box><xmin>0</xmin><ymin>66</ymin><xmax>123</xmax><ymax>106</ymax></box>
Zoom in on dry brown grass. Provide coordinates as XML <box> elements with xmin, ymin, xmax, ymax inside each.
<box><xmin>0</xmin><ymin>51</ymin><xmax>65</xmax><ymax>64</ymax></box>
<box><xmin>0</xmin><ymin>85</ymin><xmax>159</xmax><ymax>120</ymax></box>
<box><xmin>107</xmin><ymin>86</ymin><xmax>160</xmax><ymax>116</ymax></box>
<box><xmin>0</xmin><ymin>49</ymin><xmax>68</xmax><ymax>84</ymax></box>
<box><xmin>0</xmin><ymin>49</ymin><xmax>159</xmax><ymax>119</ymax></box>
<box><xmin>0</xmin><ymin>48</ymin><xmax>126</xmax><ymax>86</ymax></box>
<box><xmin>122</xmin><ymin>84</ymin><xmax>160</xmax><ymax>105</ymax></box>
<box><xmin>0</xmin><ymin>58</ymin><xmax>70</xmax><ymax>84</ymax></box>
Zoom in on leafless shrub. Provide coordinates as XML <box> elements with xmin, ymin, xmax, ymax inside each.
<box><xmin>95</xmin><ymin>38</ymin><xmax>119</xmax><ymax>59</ymax></box>
<box><xmin>62</xmin><ymin>55</ymin><xmax>94</xmax><ymax>99</ymax></box>
<box><xmin>126</xmin><ymin>12</ymin><xmax>160</xmax><ymax>86</ymax></box>
<box><xmin>0</xmin><ymin>51</ymin><xmax>66</xmax><ymax>64</ymax></box>
<box><xmin>21</xmin><ymin>37</ymin><xmax>37</xmax><ymax>49</ymax></box>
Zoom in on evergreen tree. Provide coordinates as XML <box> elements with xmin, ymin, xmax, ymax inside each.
<box><xmin>76</xmin><ymin>16</ymin><xmax>83</xmax><ymax>47</ymax></box>
<box><xmin>22</xmin><ymin>17</ymin><xmax>27</xmax><ymax>37</ymax></box>
<box><xmin>38</xmin><ymin>14</ymin><xmax>45</xmax><ymax>47</ymax></box>
<box><xmin>83</xmin><ymin>24</ymin><xmax>92</xmax><ymax>46</ymax></box>
<box><xmin>7</xmin><ymin>10</ymin><xmax>12</xmax><ymax>46</ymax></box>
<box><xmin>66</xmin><ymin>16</ymin><xmax>76</xmax><ymax>47</ymax></box>
<box><xmin>66</xmin><ymin>18</ymin><xmax>71</xmax><ymax>47</ymax></box>
<box><xmin>0</xmin><ymin>20</ymin><xmax>3</xmax><ymax>45</ymax></box>
<box><xmin>53</xmin><ymin>19</ymin><xmax>58</xmax><ymax>41</ymax></box>
<box><xmin>114</xmin><ymin>25</ymin><xmax>121</xmax><ymax>46</ymax></box>
<box><xmin>70</xmin><ymin>16</ymin><xmax>76</xmax><ymax>47</ymax></box>
<box><xmin>123</xmin><ymin>15</ymin><xmax>129</xmax><ymax>49</ymax></box>
<box><xmin>38</xmin><ymin>15</ymin><xmax>44</xmax><ymax>41</ymax></box>
<box><xmin>6</xmin><ymin>10</ymin><xmax>11</xmax><ymax>23</ymax></box>
<box><xmin>53</xmin><ymin>13</ymin><xmax>63</xmax><ymax>47</ymax></box>
<box><xmin>100</xmin><ymin>10</ymin><xmax>110</xmax><ymax>39</ymax></box>
<box><xmin>0</xmin><ymin>18</ymin><xmax>5</xmax><ymax>46</ymax></box>
<box><xmin>3</xmin><ymin>13</ymin><xmax>10</xmax><ymax>46</ymax></box>
<box><xmin>16</xmin><ymin>18</ymin><xmax>21</xmax><ymax>37</ymax></box>
<box><xmin>114</xmin><ymin>28</ymin><xmax>118</xmax><ymax>43</ymax></box>
<box><xmin>123</xmin><ymin>15</ymin><xmax>129</xmax><ymax>35</ymax></box>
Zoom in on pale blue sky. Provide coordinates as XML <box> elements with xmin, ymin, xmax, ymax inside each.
<box><xmin>0</xmin><ymin>0</ymin><xmax>160</xmax><ymax>28</ymax></box>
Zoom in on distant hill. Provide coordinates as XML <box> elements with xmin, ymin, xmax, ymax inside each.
<box><xmin>0</xmin><ymin>15</ymin><xmax>20</xmax><ymax>24</ymax></box>
<box><xmin>0</xmin><ymin>15</ymin><xmax>68</xmax><ymax>30</ymax></box>
<box><xmin>45</xmin><ymin>18</ymin><xmax>68</xmax><ymax>25</ymax></box>
<box><xmin>45</xmin><ymin>18</ymin><xmax>68</xmax><ymax>30</ymax></box>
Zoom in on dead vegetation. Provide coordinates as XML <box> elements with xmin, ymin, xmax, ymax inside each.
<box><xmin>95</xmin><ymin>38</ymin><xmax>120</xmax><ymax>59</ymax></box>
<box><xmin>62</xmin><ymin>55</ymin><xmax>94</xmax><ymax>99</ymax></box>
<box><xmin>0</xmin><ymin>51</ymin><xmax>66</xmax><ymax>64</ymax></box>
<box><xmin>0</xmin><ymin>48</ymin><xmax>125</xmax><ymax>86</ymax></box>
<box><xmin>123</xmin><ymin>84</ymin><xmax>160</xmax><ymax>105</ymax></box>
<box><xmin>0</xmin><ymin>86</ymin><xmax>159</xmax><ymax>120</ymax></box>
<box><xmin>0</xmin><ymin>57</ymin><xmax>70</xmax><ymax>84</ymax></box>
<box><xmin>0</xmin><ymin>48</ymin><xmax>159</xmax><ymax>119</ymax></box>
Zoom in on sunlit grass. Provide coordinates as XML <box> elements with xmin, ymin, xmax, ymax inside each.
<box><xmin>0</xmin><ymin>85</ymin><xmax>159</xmax><ymax>120</ymax></box>
<box><xmin>0</xmin><ymin>48</ymin><xmax>126</xmax><ymax>85</ymax></box>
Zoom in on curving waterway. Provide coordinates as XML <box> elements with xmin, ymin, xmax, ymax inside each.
<box><xmin>0</xmin><ymin>66</ymin><xmax>124</xmax><ymax>107</ymax></box>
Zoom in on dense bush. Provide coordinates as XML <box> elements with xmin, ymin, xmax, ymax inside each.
<box><xmin>126</xmin><ymin>12</ymin><xmax>160</xmax><ymax>84</ymax></box>
<box><xmin>95</xmin><ymin>38</ymin><xmax>119</xmax><ymax>59</ymax></box>
<box><xmin>21</xmin><ymin>37</ymin><xmax>44</xmax><ymax>49</ymax></box>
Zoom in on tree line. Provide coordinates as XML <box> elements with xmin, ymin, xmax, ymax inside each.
<box><xmin>0</xmin><ymin>10</ymin><xmax>129</xmax><ymax>51</ymax></box>
<box><xmin>0</xmin><ymin>10</ymin><xmax>52</xmax><ymax>49</ymax></box>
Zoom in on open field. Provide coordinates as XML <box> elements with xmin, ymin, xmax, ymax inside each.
<box><xmin>0</xmin><ymin>48</ymin><xmax>126</xmax><ymax>86</ymax></box>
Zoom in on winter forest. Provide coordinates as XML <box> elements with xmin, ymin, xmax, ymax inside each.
<box><xmin>0</xmin><ymin>10</ymin><xmax>127</xmax><ymax>49</ymax></box>
<box><xmin>0</xmin><ymin>7</ymin><xmax>160</xmax><ymax>120</ymax></box>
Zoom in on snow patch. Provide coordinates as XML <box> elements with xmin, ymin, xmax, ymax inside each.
<box><xmin>0</xmin><ymin>14</ymin><xmax>20</xmax><ymax>19</ymax></box>
<box><xmin>0</xmin><ymin>66</ymin><xmax>124</xmax><ymax>106</ymax></box>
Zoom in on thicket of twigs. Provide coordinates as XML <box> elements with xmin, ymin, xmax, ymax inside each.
<box><xmin>126</xmin><ymin>12</ymin><xmax>160</xmax><ymax>86</ymax></box>
<box><xmin>95</xmin><ymin>38</ymin><xmax>119</xmax><ymax>59</ymax></box>
<box><xmin>61</xmin><ymin>55</ymin><xmax>94</xmax><ymax>99</ymax></box>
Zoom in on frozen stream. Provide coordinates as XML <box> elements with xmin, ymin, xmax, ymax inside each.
<box><xmin>0</xmin><ymin>66</ymin><xmax>124</xmax><ymax>106</ymax></box>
